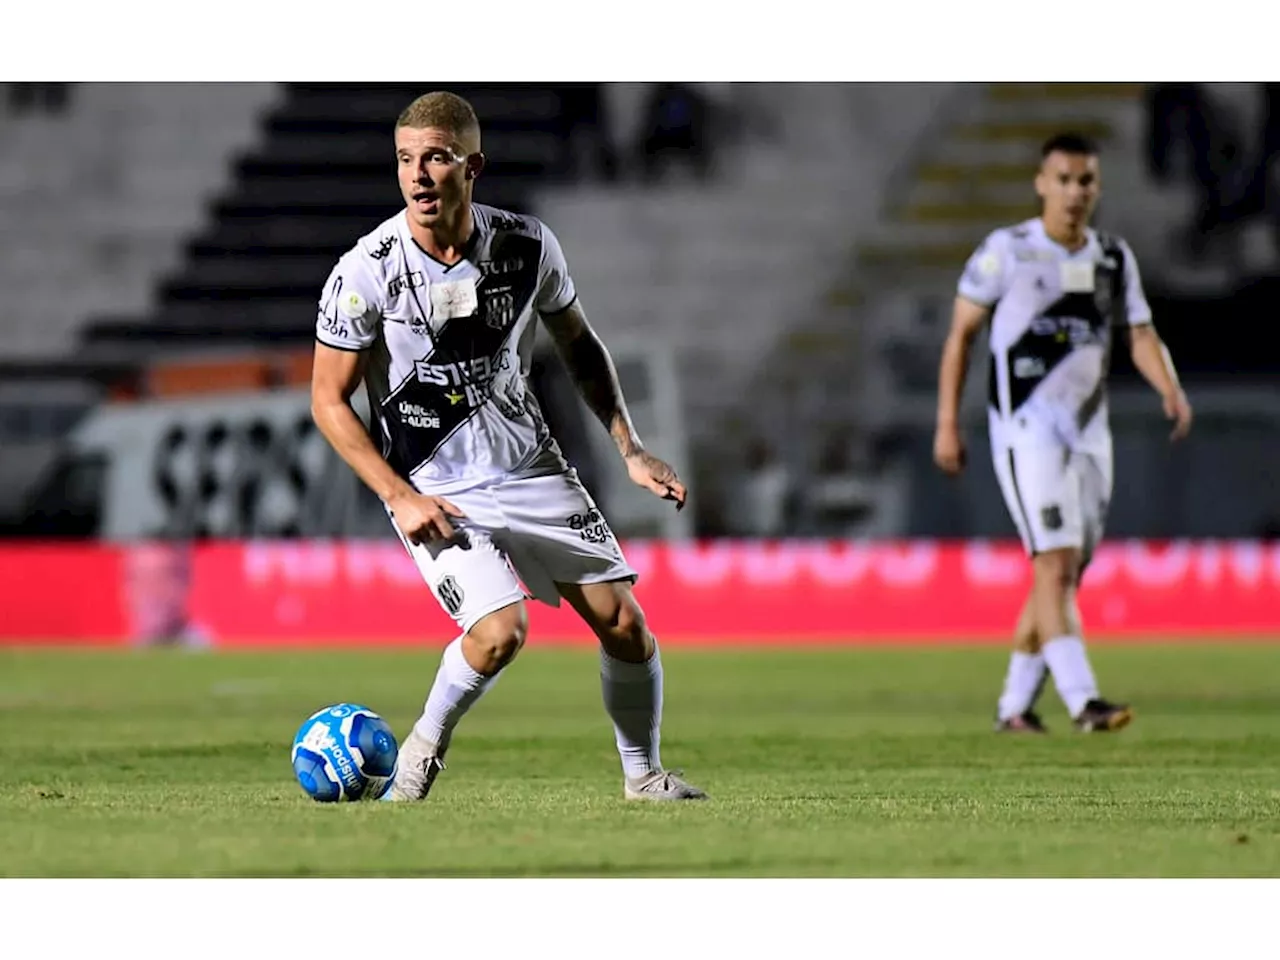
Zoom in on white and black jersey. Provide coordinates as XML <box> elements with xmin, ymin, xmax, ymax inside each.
<box><xmin>957</xmin><ymin>217</ymin><xmax>1152</xmax><ymax>451</ymax></box>
<box><xmin>316</xmin><ymin>204</ymin><xmax>578</xmax><ymax>495</ymax></box>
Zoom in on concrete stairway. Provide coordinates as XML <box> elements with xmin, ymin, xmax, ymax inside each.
<box><xmin>0</xmin><ymin>83</ymin><xmax>281</xmax><ymax>359</ymax></box>
<box><xmin>533</xmin><ymin>83</ymin><xmax>955</xmax><ymax>533</ymax></box>
<box><xmin>830</xmin><ymin>83</ymin><xmax>1162</xmax><ymax>434</ymax></box>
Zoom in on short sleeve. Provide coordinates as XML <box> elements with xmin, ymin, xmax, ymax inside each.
<box><xmin>957</xmin><ymin>231</ymin><xmax>1009</xmax><ymax>307</ymax></box>
<box><xmin>1118</xmin><ymin>239</ymin><xmax>1153</xmax><ymax>327</ymax></box>
<box><xmin>536</xmin><ymin>221</ymin><xmax>578</xmax><ymax>315</ymax></box>
<box><xmin>316</xmin><ymin>249</ymin><xmax>383</xmax><ymax>351</ymax></box>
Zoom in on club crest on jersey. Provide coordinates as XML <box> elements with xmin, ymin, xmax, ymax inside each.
<box><xmin>483</xmin><ymin>291</ymin><xmax>515</xmax><ymax>330</ymax></box>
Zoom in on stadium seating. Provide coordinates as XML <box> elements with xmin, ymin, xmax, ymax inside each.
<box><xmin>81</xmin><ymin>83</ymin><xmax>588</xmax><ymax>352</ymax></box>
<box><xmin>3</xmin><ymin>82</ymin><xmax>1277</xmax><ymax>539</ymax></box>
<box><xmin>536</xmin><ymin>83</ymin><xmax>958</xmax><ymax>534</ymax></box>
<box><xmin>0</xmin><ymin>83</ymin><xmax>280</xmax><ymax>360</ymax></box>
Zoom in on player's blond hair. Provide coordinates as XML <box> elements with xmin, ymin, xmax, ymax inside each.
<box><xmin>396</xmin><ymin>92</ymin><xmax>481</xmax><ymax>152</ymax></box>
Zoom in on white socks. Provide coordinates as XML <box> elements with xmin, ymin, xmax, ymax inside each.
<box><xmin>600</xmin><ymin>645</ymin><xmax>664</xmax><ymax>780</ymax></box>
<box><xmin>1042</xmin><ymin>635</ymin><xmax>1100</xmax><ymax>717</ymax></box>
<box><xmin>997</xmin><ymin>651</ymin><xmax>1047</xmax><ymax>720</ymax></box>
<box><xmin>413</xmin><ymin>636</ymin><xmax>498</xmax><ymax>756</ymax></box>
<box><xmin>412</xmin><ymin>636</ymin><xmax>666</xmax><ymax>778</ymax></box>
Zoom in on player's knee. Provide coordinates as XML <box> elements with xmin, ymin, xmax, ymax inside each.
<box><xmin>465</xmin><ymin>604</ymin><xmax>528</xmax><ymax>674</ymax></box>
<box><xmin>1033</xmin><ymin>549</ymin><xmax>1080</xmax><ymax>594</ymax></box>
<box><xmin>599</xmin><ymin>595</ymin><xmax>652</xmax><ymax>662</ymax></box>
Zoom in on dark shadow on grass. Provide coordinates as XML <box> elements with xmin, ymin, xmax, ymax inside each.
<box><xmin>224</xmin><ymin>856</ymin><xmax>848</xmax><ymax>878</ymax></box>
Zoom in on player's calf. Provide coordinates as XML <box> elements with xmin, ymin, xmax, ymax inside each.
<box><xmin>1030</xmin><ymin>549</ymin><xmax>1080</xmax><ymax>638</ymax></box>
<box><xmin>559</xmin><ymin>579</ymin><xmax>706</xmax><ymax>799</ymax></box>
<box><xmin>390</xmin><ymin>604</ymin><xmax>528</xmax><ymax>803</ymax></box>
<box><xmin>593</xmin><ymin>591</ymin><xmax>652</xmax><ymax>664</ymax></box>
<box><xmin>995</xmin><ymin>592</ymin><xmax>1049</xmax><ymax>726</ymax></box>
<box><xmin>1030</xmin><ymin>548</ymin><xmax>1133</xmax><ymax>727</ymax></box>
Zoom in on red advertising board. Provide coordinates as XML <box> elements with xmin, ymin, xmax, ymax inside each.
<box><xmin>3</xmin><ymin>540</ymin><xmax>1279</xmax><ymax>647</ymax></box>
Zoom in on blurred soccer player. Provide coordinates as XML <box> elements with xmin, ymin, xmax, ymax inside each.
<box><xmin>933</xmin><ymin>132</ymin><xmax>1192</xmax><ymax>733</ymax></box>
<box><xmin>310</xmin><ymin>92</ymin><xmax>705</xmax><ymax>801</ymax></box>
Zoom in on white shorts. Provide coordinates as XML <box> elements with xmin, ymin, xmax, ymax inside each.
<box><xmin>389</xmin><ymin>469</ymin><xmax>636</xmax><ymax>633</ymax></box>
<box><xmin>991</xmin><ymin>422</ymin><xmax>1113</xmax><ymax>566</ymax></box>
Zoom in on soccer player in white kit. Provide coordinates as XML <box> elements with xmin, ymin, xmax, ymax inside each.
<box><xmin>933</xmin><ymin>133</ymin><xmax>1193</xmax><ymax>733</ymax></box>
<box><xmin>310</xmin><ymin>91</ymin><xmax>706</xmax><ymax>801</ymax></box>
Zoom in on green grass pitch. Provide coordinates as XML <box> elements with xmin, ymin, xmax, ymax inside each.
<box><xmin>1</xmin><ymin>643</ymin><xmax>1277</xmax><ymax>877</ymax></box>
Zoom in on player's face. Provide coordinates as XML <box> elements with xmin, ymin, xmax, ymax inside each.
<box><xmin>395</xmin><ymin>126</ymin><xmax>482</xmax><ymax>227</ymax></box>
<box><xmin>1035</xmin><ymin>151</ymin><xmax>1100</xmax><ymax>230</ymax></box>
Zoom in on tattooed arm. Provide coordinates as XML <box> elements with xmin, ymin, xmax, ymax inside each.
<box><xmin>540</xmin><ymin>300</ymin><xmax>687</xmax><ymax>510</ymax></box>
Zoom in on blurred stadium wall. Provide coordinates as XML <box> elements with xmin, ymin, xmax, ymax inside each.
<box><xmin>2</xmin><ymin>82</ymin><xmax>1277</xmax><ymax>645</ymax></box>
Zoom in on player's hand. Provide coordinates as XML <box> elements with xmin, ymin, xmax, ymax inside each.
<box><xmin>387</xmin><ymin>489</ymin><xmax>466</xmax><ymax>544</ymax></box>
<box><xmin>933</xmin><ymin>422</ymin><xmax>966</xmax><ymax>475</ymax></box>
<box><xmin>625</xmin><ymin>450</ymin><xmax>687</xmax><ymax>511</ymax></box>
<box><xmin>1163</xmin><ymin>389</ymin><xmax>1193</xmax><ymax>441</ymax></box>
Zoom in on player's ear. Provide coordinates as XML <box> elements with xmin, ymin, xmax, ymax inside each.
<box><xmin>465</xmin><ymin>152</ymin><xmax>486</xmax><ymax>181</ymax></box>
<box><xmin>1033</xmin><ymin>167</ymin><xmax>1047</xmax><ymax>201</ymax></box>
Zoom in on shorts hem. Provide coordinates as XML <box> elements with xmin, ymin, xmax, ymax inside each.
<box><xmin>457</xmin><ymin>591</ymin><xmax>528</xmax><ymax>634</ymax></box>
<box><xmin>552</xmin><ymin>566</ymin><xmax>639</xmax><ymax>588</ymax></box>
<box><xmin>1020</xmin><ymin>539</ymin><xmax>1085</xmax><ymax>558</ymax></box>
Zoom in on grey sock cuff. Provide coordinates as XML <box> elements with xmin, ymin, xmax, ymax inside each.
<box><xmin>599</xmin><ymin>644</ymin><xmax>662</xmax><ymax>681</ymax></box>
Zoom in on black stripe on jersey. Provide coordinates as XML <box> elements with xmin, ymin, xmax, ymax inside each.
<box><xmin>1076</xmin><ymin>377</ymin><xmax>1106</xmax><ymax>432</ymax></box>
<box><xmin>1076</xmin><ymin>232</ymin><xmax>1125</xmax><ymax>431</ymax></box>
<box><xmin>383</xmin><ymin>364</ymin><xmax>419</xmax><ymax>406</ymax></box>
<box><xmin>378</xmin><ymin>230</ymin><xmax>543</xmax><ymax>478</ymax></box>
<box><xmin>987</xmin><ymin>356</ymin><xmax>1001</xmax><ymax>414</ymax></box>
<box><xmin>995</xmin><ymin>235</ymin><xmax>1127</xmax><ymax>417</ymax></box>
<box><xmin>985</xmin><ymin>298</ymin><xmax>1002</xmax><ymax>414</ymax></box>
<box><xmin>1001</xmin><ymin>316</ymin><xmax>1081</xmax><ymax>414</ymax></box>
<box><xmin>1007</xmin><ymin>449</ymin><xmax>1038</xmax><ymax>554</ymax></box>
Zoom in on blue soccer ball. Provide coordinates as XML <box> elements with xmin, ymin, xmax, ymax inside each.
<box><xmin>290</xmin><ymin>703</ymin><xmax>399</xmax><ymax>802</ymax></box>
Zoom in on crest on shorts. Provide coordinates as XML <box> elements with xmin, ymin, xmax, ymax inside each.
<box><xmin>437</xmin><ymin>575</ymin><xmax>465</xmax><ymax>616</ymax></box>
<box><xmin>1041</xmin><ymin>505</ymin><xmax>1064</xmax><ymax>531</ymax></box>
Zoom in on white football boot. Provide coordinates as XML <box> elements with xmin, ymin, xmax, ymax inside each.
<box><xmin>624</xmin><ymin>769</ymin><xmax>708</xmax><ymax>802</ymax></box>
<box><xmin>383</xmin><ymin>729</ymin><xmax>446</xmax><ymax>802</ymax></box>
